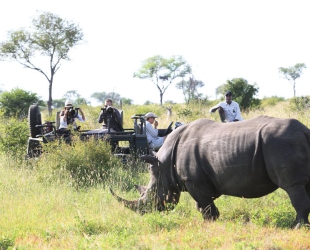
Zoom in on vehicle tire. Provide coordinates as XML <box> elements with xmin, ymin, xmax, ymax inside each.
<box><xmin>28</xmin><ymin>105</ymin><xmax>42</xmax><ymax>138</ymax></box>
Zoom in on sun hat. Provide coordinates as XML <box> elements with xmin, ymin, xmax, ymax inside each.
<box><xmin>64</xmin><ymin>100</ymin><xmax>73</xmax><ymax>107</ymax></box>
<box><xmin>144</xmin><ymin>112</ymin><xmax>158</xmax><ymax>119</ymax></box>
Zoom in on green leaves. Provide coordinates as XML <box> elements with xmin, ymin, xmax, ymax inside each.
<box><xmin>222</xmin><ymin>78</ymin><xmax>261</xmax><ymax>111</ymax></box>
<box><xmin>278</xmin><ymin>63</ymin><xmax>307</xmax><ymax>97</ymax></box>
<box><xmin>134</xmin><ymin>55</ymin><xmax>192</xmax><ymax>105</ymax></box>
<box><xmin>0</xmin><ymin>88</ymin><xmax>44</xmax><ymax>118</ymax></box>
<box><xmin>0</xmin><ymin>11</ymin><xmax>84</xmax><ymax>116</ymax></box>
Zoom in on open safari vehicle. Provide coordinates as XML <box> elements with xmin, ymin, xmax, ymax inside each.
<box><xmin>26</xmin><ymin>105</ymin><xmax>174</xmax><ymax>159</ymax></box>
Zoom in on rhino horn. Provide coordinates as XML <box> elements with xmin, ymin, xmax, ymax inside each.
<box><xmin>135</xmin><ymin>185</ymin><xmax>148</xmax><ymax>195</ymax></box>
<box><xmin>109</xmin><ymin>188</ymin><xmax>141</xmax><ymax>211</ymax></box>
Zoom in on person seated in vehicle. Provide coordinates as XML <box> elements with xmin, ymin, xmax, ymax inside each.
<box><xmin>85</xmin><ymin>98</ymin><xmax>123</xmax><ymax>139</ymax></box>
<box><xmin>98</xmin><ymin>98</ymin><xmax>123</xmax><ymax>133</ymax></box>
<box><xmin>209</xmin><ymin>91</ymin><xmax>243</xmax><ymax>122</ymax></box>
<box><xmin>58</xmin><ymin>100</ymin><xmax>85</xmax><ymax>134</ymax></box>
<box><xmin>145</xmin><ymin>112</ymin><xmax>167</xmax><ymax>149</ymax></box>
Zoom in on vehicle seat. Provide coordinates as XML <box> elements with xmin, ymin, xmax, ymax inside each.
<box><xmin>119</xmin><ymin>110</ymin><xmax>123</xmax><ymax>127</ymax></box>
<box><xmin>55</xmin><ymin>111</ymin><xmax>60</xmax><ymax>129</ymax></box>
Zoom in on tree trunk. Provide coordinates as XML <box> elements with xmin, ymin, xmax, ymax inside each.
<box><xmin>48</xmin><ymin>80</ymin><xmax>53</xmax><ymax>116</ymax></box>
<box><xmin>160</xmin><ymin>92</ymin><xmax>163</xmax><ymax>105</ymax></box>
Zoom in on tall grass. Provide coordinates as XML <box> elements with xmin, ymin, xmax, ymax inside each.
<box><xmin>1</xmin><ymin>99</ymin><xmax>310</xmax><ymax>249</ymax></box>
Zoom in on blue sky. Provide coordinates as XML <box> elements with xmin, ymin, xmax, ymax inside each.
<box><xmin>1</xmin><ymin>0</ymin><xmax>309</xmax><ymax>105</ymax></box>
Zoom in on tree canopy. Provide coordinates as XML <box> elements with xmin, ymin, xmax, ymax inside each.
<box><xmin>0</xmin><ymin>88</ymin><xmax>44</xmax><ymax>118</ymax></box>
<box><xmin>134</xmin><ymin>55</ymin><xmax>192</xmax><ymax>105</ymax></box>
<box><xmin>278</xmin><ymin>63</ymin><xmax>306</xmax><ymax>97</ymax></box>
<box><xmin>176</xmin><ymin>76</ymin><xmax>204</xmax><ymax>104</ymax></box>
<box><xmin>0</xmin><ymin>11</ymin><xmax>84</xmax><ymax>116</ymax></box>
<box><xmin>217</xmin><ymin>78</ymin><xmax>260</xmax><ymax>111</ymax></box>
<box><xmin>90</xmin><ymin>91</ymin><xmax>129</xmax><ymax>107</ymax></box>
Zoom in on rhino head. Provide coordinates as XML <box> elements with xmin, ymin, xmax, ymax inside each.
<box><xmin>110</xmin><ymin>154</ymin><xmax>181</xmax><ymax>214</ymax></box>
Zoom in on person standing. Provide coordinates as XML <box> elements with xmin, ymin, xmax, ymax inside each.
<box><xmin>209</xmin><ymin>91</ymin><xmax>243</xmax><ymax>122</ymax></box>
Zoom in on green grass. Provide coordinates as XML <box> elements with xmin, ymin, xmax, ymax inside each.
<box><xmin>1</xmin><ymin>156</ymin><xmax>310</xmax><ymax>249</ymax></box>
<box><xmin>1</xmin><ymin>99</ymin><xmax>310</xmax><ymax>249</ymax></box>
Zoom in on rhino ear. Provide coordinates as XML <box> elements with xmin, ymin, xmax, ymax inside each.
<box><xmin>135</xmin><ymin>185</ymin><xmax>147</xmax><ymax>195</ymax></box>
<box><xmin>140</xmin><ymin>155</ymin><xmax>158</xmax><ymax>165</ymax></box>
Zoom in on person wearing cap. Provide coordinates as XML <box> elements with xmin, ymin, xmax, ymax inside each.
<box><xmin>59</xmin><ymin>100</ymin><xmax>85</xmax><ymax>130</ymax></box>
<box><xmin>209</xmin><ymin>91</ymin><xmax>243</xmax><ymax>122</ymax></box>
<box><xmin>145</xmin><ymin>112</ymin><xmax>167</xmax><ymax>148</ymax></box>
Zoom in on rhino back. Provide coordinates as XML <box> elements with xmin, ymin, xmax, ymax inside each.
<box><xmin>159</xmin><ymin>116</ymin><xmax>310</xmax><ymax>198</ymax></box>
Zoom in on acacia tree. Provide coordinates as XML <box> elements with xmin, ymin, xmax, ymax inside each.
<box><xmin>134</xmin><ymin>55</ymin><xmax>192</xmax><ymax>105</ymax></box>
<box><xmin>278</xmin><ymin>63</ymin><xmax>306</xmax><ymax>97</ymax></box>
<box><xmin>0</xmin><ymin>11</ymin><xmax>84</xmax><ymax>116</ymax></box>
<box><xmin>176</xmin><ymin>76</ymin><xmax>204</xmax><ymax>104</ymax></box>
<box><xmin>91</xmin><ymin>91</ymin><xmax>121</xmax><ymax>105</ymax></box>
<box><xmin>63</xmin><ymin>90</ymin><xmax>89</xmax><ymax>106</ymax></box>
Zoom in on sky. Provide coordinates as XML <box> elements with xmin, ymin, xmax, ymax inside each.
<box><xmin>0</xmin><ymin>0</ymin><xmax>310</xmax><ymax>105</ymax></box>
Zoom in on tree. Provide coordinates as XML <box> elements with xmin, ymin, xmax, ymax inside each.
<box><xmin>91</xmin><ymin>91</ymin><xmax>121</xmax><ymax>105</ymax></box>
<box><xmin>0</xmin><ymin>11</ymin><xmax>84</xmax><ymax>116</ymax></box>
<box><xmin>120</xmin><ymin>97</ymin><xmax>133</xmax><ymax>105</ymax></box>
<box><xmin>278</xmin><ymin>63</ymin><xmax>306</xmax><ymax>97</ymax></box>
<box><xmin>0</xmin><ymin>88</ymin><xmax>44</xmax><ymax>118</ymax></box>
<box><xmin>215</xmin><ymin>84</ymin><xmax>226</xmax><ymax>99</ymax></box>
<box><xmin>52</xmin><ymin>98</ymin><xmax>66</xmax><ymax>109</ymax></box>
<box><xmin>91</xmin><ymin>91</ymin><xmax>108</xmax><ymax>105</ymax></box>
<box><xmin>63</xmin><ymin>90</ymin><xmax>81</xmax><ymax>102</ymax></box>
<box><xmin>176</xmin><ymin>76</ymin><xmax>204</xmax><ymax>104</ymax></box>
<box><xmin>75</xmin><ymin>97</ymin><xmax>88</xmax><ymax>106</ymax></box>
<box><xmin>217</xmin><ymin>78</ymin><xmax>260</xmax><ymax>111</ymax></box>
<box><xmin>62</xmin><ymin>90</ymin><xmax>89</xmax><ymax>106</ymax></box>
<box><xmin>134</xmin><ymin>55</ymin><xmax>192</xmax><ymax>105</ymax></box>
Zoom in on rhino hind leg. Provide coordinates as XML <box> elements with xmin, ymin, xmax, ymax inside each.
<box><xmin>285</xmin><ymin>185</ymin><xmax>310</xmax><ymax>228</ymax></box>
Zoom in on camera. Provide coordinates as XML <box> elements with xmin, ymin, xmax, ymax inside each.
<box><xmin>101</xmin><ymin>106</ymin><xmax>114</xmax><ymax>114</ymax></box>
<box><xmin>67</xmin><ymin>108</ymin><xmax>79</xmax><ymax>118</ymax></box>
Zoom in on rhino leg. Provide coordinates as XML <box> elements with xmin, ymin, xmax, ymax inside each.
<box><xmin>285</xmin><ymin>185</ymin><xmax>310</xmax><ymax>228</ymax></box>
<box><xmin>185</xmin><ymin>181</ymin><xmax>219</xmax><ymax>220</ymax></box>
<box><xmin>196</xmin><ymin>202</ymin><xmax>220</xmax><ymax>220</ymax></box>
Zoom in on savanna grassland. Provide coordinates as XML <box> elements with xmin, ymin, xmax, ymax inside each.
<box><xmin>0</xmin><ymin>99</ymin><xmax>310</xmax><ymax>249</ymax></box>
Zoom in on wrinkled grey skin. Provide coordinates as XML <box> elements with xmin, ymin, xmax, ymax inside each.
<box><xmin>111</xmin><ymin>116</ymin><xmax>310</xmax><ymax>228</ymax></box>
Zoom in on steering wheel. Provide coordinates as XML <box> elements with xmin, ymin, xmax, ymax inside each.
<box><xmin>163</xmin><ymin>121</ymin><xmax>174</xmax><ymax>136</ymax></box>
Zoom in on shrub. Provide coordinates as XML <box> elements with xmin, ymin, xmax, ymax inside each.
<box><xmin>0</xmin><ymin>116</ymin><xmax>29</xmax><ymax>157</ymax></box>
<box><xmin>34</xmin><ymin>136</ymin><xmax>148</xmax><ymax>189</ymax></box>
<box><xmin>35</xmin><ymin>137</ymin><xmax>125</xmax><ymax>187</ymax></box>
<box><xmin>289</xmin><ymin>96</ymin><xmax>310</xmax><ymax>111</ymax></box>
<box><xmin>260</xmin><ymin>96</ymin><xmax>286</xmax><ymax>108</ymax></box>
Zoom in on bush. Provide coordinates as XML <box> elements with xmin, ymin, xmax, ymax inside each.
<box><xmin>34</xmin><ymin>137</ymin><xmax>148</xmax><ymax>189</ymax></box>
<box><xmin>289</xmin><ymin>96</ymin><xmax>310</xmax><ymax>111</ymax></box>
<box><xmin>260</xmin><ymin>96</ymin><xmax>286</xmax><ymax>108</ymax></box>
<box><xmin>0</xmin><ymin>116</ymin><xmax>29</xmax><ymax>157</ymax></box>
<box><xmin>35</xmin><ymin>137</ymin><xmax>123</xmax><ymax>187</ymax></box>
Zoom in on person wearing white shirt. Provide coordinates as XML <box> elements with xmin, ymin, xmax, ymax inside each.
<box><xmin>144</xmin><ymin>112</ymin><xmax>167</xmax><ymax>148</ymax></box>
<box><xmin>209</xmin><ymin>91</ymin><xmax>243</xmax><ymax>122</ymax></box>
<box><xmin>59</xmin><ymin>100</ymin><xmax>85</xmax><ymax>130</ymax></box>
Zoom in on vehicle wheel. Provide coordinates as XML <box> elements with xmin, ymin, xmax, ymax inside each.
<box><xmin>28</xmin><ymin>105</ymin><xmax>42</xmax><ymax>138</ymax></box>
